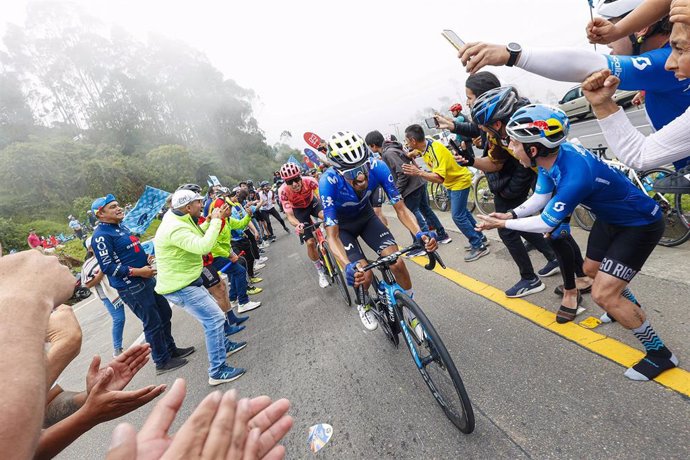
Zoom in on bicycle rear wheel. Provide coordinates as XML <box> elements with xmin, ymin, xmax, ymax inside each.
<box><xmin>394</xmin><ymin>292</ymin><xmax>474</xmax><ymax>433</ymax></box>
<box><xmin>323</xmin><ymin>242</ymin><xmax>351</xmax><ymax>306</ymax></box>
<box><xmin>640</xmin><ymin>168</ymin><xmax>690</xmax><ymax>247</ymax></box>
<box><xmin>466</xmin><ymin>185</ymin><xmax>476</xmax><ymax>213</ymax></box>
<box><xmin>573</xmin><ymin>205</ymin><xmax>596</xmax><ymax>232</ymax></box>
<box><xmin>473</xmin><ymin>175</ymin><xmax>494</xmax><ymax>215</ymax></box>
<box><xmin>432</xmin><ymin>183</ymin><xmax>450</xmax><ymax>212</ymax></box>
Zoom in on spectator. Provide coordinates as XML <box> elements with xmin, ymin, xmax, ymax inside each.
<box><xmin>449</xmin><ymin>103</ymin><xmax>475</xmax><ymax>157</ymax></box>
<box><xmin>235</xmin><ymin>189</ymin><xmax>268</xmax><ymax>288</ymax></box>
<box><xmin>258</xmin><ymin>180</ymin><xmax>290</xmax><ymax>240</ymax></box>
<box><xmin>68</xmin><ymin>215</ymin><xmax>84</xmax><ymax>240</ymax></box>
<box><xmin>82</xmin><ymin>237</ymin><xmax>127</xmax><ymax>356</ymax></box>
<box><xmin>87</xmin><ymin>210</ymin><xmax>98</xmax><ymax>228</ymax></box>
<box><xmin>27</xmin><ymin>228</ymin><xmax>41</xmax><ymax>250</ymax></box>
<box><xmin>91</xmin><ymin>194</ymin><xmax>194</xmax><ymax>375</ymax></box>
<box><xmin>366</xmin><ymin>130</ymin><xmax>453</xmax><ymax>254</ymax></box>
<box><xmin>154</xmin><ymin>190</ymin><xmax>248</xmax><ymax>386</ymax></box>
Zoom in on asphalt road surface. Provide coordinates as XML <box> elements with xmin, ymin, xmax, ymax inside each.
<box><xmin>59</xmin><ymin>211</ymin><xmax>689</xmax><ymax>459</ymax></box>
<box><xmin>569</xmin><ymin>106</ymin><xmax>652</xmax><ymax>152</ymax></box>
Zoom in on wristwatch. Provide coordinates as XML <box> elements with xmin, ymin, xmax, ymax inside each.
<box><xmin>506</xmin><ymin>42</ymin><xmax>522</xmax><ymax>67</ymax></box>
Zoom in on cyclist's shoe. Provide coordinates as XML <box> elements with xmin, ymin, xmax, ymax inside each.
<box><xmin>624</xmin><ymin>353</ymin><xmax>678</xmax><ymax>381</ymax></box>
<box><xmin>318</xmin><ymin>272</ymin><xmax>329</xmax><ymax>288</ymax></box>
<box><xmin>238</xmin><ymin>300</ymin><xmax>261</xmax><ymax>313</ymax></box>
<box><xmin>538</xmin><ymin>259</ymin><xmax>561</xmax><ymax>277</ymax></box>
<box><xmin>600</xmin><ymin>312</ymin><xmax>617</xmax><ymax>324</ymax></box>
<box><xmin>247</xmin><ymin>286</ymin><xmax>263</xmax><ymax>295</ymax></box>
<box><xmin>652</xmin><ymin>165</ymin><xmax>690</xmax><ymax>193</ymax></box>
<box><xmin>225</xmin><ymin>339</ymin><xmax>247</xmax><ymax>356</ymax></box>
<box><xmin>464</xmin><ymin>236</ymin><xmax>489</xmax><ymax>251</ymax></box>
<box><xmin>357</xmin><ymin>304</ymin><xmax>378</xmax><ymax>331</ymax></box>
<box><xmin>250</xmin><ymin>277</ymin><xmax>263</xmax><ymax>284</ymax></box>
<box><xmin>257</xmin><ymin>256</ymin><xmax>269</xmax><ymax>263</ymax></box>
<box><xmin>209</xmin><ymin>365</ymin><xmax>246</xmax><ymax>386</ymax></box>
<box><xmin>505</xmin><ymin>277</ymin><xmax>545</xmax><ymax>298</ymax></box>
<box><xmin>464</xmin><ymin>244</ymin><xmax>490</xmax><ymax>262</ymax></box>
<box><xmin>437</xmin><ymin>234</ymin><xmax>453</xmax><ymax>245</ymax></box>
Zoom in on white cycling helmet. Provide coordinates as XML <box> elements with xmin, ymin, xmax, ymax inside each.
<box><xmin>326</xmin><ymin>131</ymin><xmax>369</xmax><ymax>170</ymax></box>
<box><xmin>596</xmin><ymin>0</ymin><xmax>644</xmax><ymax>19</ymax></box>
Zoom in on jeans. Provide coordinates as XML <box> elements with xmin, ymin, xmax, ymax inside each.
<box><xmin>416</xmin><ymin>186</ymin><xmax>448</xmax><ymax>237</ymax></box>
<box><xmin>404</xmin><ymin>186</ymin><xmax>429</xmax><ymax>233</ymax></box>
<box><xmin>164</xmin><ymin>286</ymin><xmax>227</xmax><ymax>376</ymax></box>
<box><xmin>101</xmin><ymin>297</ymin><xmax>126</xmax><ymax>351</ymax></box>
<box><xmin>449</xmin><ymin>187</ymin><xmax>484</xmax><ymax>248</ymax></box>
<box><xmin>212</xmin><ymin>256</ymin><xmax>249</xmax><ymax>304</ymax></box>
<box><xmin>117</xmin><ymin>278</ymin><xmax>175</xmax><ymax>366</ymax></box>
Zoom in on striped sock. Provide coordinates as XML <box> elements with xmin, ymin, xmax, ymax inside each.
<box><xmin>632</xmin><ymin>320</ymin><xmax>670</xmax><ymax>357</ymax></box>
<box><xmin>621</xmin><ymin>287</ymin><xmax>640</xmax><ymax>306</ymax></box>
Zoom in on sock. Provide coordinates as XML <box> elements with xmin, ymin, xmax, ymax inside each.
<box><xmin>313</xmin><ymin>260</ymin><xmax>324</xmax><ymax>273</ymax></box>
<box><xmin>556</xmin><ymin>305</ymin><xmax>578</xmax><ymax>324</ymax></box>
<box><xmin>632</xmin><ymin>320</ymin><xmax>670</xmax><ymax>357</ymax></box>
<box><xmin>621</xmin><ymin>287</ymin><xmax>641</xmax><ymax>307</ymax></box>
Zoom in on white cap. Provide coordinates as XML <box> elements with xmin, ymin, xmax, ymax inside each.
<box><xmin>596</xmin><ymin>0</ymin><xmax>644</xmax><ymax>19</ymax></box>
<box><xmin>171</xmin><ymin>190</ymin><xmax>203</xmax><ymax>209</ymax></box>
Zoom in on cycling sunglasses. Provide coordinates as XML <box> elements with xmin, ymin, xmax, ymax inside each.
<box><xmin>341</xmin><ymin>163</ymin><xmax>370</xmax><ymax>182</ymax></box>
<box><xmin>285</xmin><ymin>176</ymin><xmax>301</xmax><ymax>185</ymax></box>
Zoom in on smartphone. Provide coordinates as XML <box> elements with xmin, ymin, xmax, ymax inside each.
<box><xmin>424</xmin><ymin>117</ymin><xmax>439</xmax><ymax>129</ymax></box>
<box><xmin>448</xmin><ymin>139</ymin><xmax>474</xmax><ymax>164</ymax></box>
<box><xmin>442</xmin><ymin>29</ymin><xmax>465</xmax><ymax>50</ymax></box>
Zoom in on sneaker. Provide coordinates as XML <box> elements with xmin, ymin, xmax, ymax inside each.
<box><xmin>259</xmin><ymin>248</ymin><xmax>267</xmax><ymax>255</ymax></box>
<box><xmin>464</xmin><ymin>245</ymin><xmax>490</xmax><ymax>262</ymax></box>
<box><xmin>247</xmin><ymin>286</ymin><xmax>263</xmax><ymax>295</ymax></box>
<box><xmin>113</xmin><ymin>348</ymin><xmax>123</xmax><ymax>357</ymax></box>
<box><xmin>318</xmin><ymin>271</ymin><xmax>329</xmax><ymax>288</ymax></box>
<box><xmin>258</xmin><ymin>256</ymin><xmax>269</xmax><ymax>263</ymax></box>
<box><xmin>171</xmin><ymin>346</ymin><xmax>196</xmax><ymax>359</ymax></box>
<box><xmin>537</xmin><ymin>260</ymin><xmax>561</xmax><ymax>277</ymax></box>
<box><xmin>254</xmin><ymin>262</ymin><xmax>266</xmax><ymax>271</ymax></box>
<box><xmin>652</xmin><ymin>165</ymin><xmax>690</xmax><ymax>193</ymax></box>
<box><xmin>225</xmin><ymin>339</ymin><xmax>247</xmax><ymax>356</ymax></box>
<box><xmin>225</xmin><ymin>324</ymin><xmax>245</xmax><ymax>336</ymax></box>
<box><xmin>259</xmin><ymin>242</ymin><xmax>269</xmax><ymax>249</ymax></box>
<box><xmin>155</xmin><ymin>356</ymin><xmax>188</xmax><ymax>375</ymax></box>
<box><xmin>464</xmin><ymin>236</ymin><xmax>489</xmax><ymax>250</ymax></box>
<box><xmin>209</xmin><ymin>365</ymin><xmax>246</xmax><ymax>386</ymax></box>
<box><xmin>357</xmin><ymin>304</ymin><xmax>378</xmax><ymax>331</ymax></box>
<box><xmin>437</xmin><ymin>234</ymin><xmax>453</xmax><ymax>245</ymax></box>
<box><xmin>230</xmin><ymin>299</ymin><xmax>239</xmax><ymax>309</ymax></box>
<box><xmin>600</xmin><ymin>312</ymin><xmax>617</xmax><ymax>324</ymax></box>
<box><xmin>270</xmin><ymin>236</ymin><xmax>277</xmax><ymax>242</ymax></box>
<box><xmin>624</xmin><ymin>353</ymin><xmax>678</xmax><ymax>381</ymax></box>
<box><xmin>505</xmin><ymin>277</ymin><xmax>545</xmax><ymax>298</ymax></box>
<box><xmin>238</xmin><ymin>300</ymin><xmax>261</xmax><ymax>313</ymax></box>
<box><xmin>250</xmin><ymin>277</ymin><xmax>263</xmax><ymax>284</ymax></box>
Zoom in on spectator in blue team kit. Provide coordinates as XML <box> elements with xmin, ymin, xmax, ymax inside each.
<box><xmin>90</xmin><ymin>194</ymin><xmax>195</xmax><ymax>374</ymax></box>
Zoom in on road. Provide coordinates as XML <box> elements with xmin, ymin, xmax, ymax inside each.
<box><xmin>569</xmin><ymin>106</ymin><xmax>652</xmax><ymax>152</ymax></box>
<box><xmin>58</xmin><ymin>209</ymin><xmax>689</xmax><ymax>459</ymax></box>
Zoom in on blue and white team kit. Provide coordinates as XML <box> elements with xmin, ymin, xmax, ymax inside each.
<box><xmin>318</xmin><ymin>157</ymin><xmax>401</xmax><ymax>261</ymax></box>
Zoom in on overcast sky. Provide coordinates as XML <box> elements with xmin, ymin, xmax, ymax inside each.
<box><xmin>2</xmin><ymin>0</ymin><xmax>599</xmax><ymax>147</ymax></box>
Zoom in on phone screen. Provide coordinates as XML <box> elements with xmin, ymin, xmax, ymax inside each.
<box><xmin>424</xmin><ymin>117</ymin><xmax>439</xmax><ymax>129</ymax></box>
<box><xmin>442</xmin><ymin>29</ymin><xmax>465</xmax><ymax>50</ymax></box>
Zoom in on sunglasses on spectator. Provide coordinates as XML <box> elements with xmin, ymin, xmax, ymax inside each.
<box><xmin>341</xmin><ymin>163</ymin><xmax>370</xmax><ymax>182</ymax></box>
<box><xmin>285</xmin><ymin>177</ymin><xmax>301</xmax><ymax>185</ymax></box>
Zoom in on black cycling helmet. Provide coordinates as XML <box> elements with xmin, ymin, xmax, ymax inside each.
<box><xmin>246</xmin><ymin>179</ymin><xmax>254</xmax><ymax>186</ymax></box>
<box><xmin>471</xmin><ymin>86</ymin><xmax>520</xmax><ymax>127</ymax></box>
<box><xmin>259</xmin><ymin>180</ymin><xmax>270</xmax><ymax>187</ymax></box>
<box><xmin>177</xmin><ymin>183</ymin><xmax>202</xmax><ymax>194</ymax></box>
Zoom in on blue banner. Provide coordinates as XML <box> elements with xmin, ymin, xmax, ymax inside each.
<box><xmin>288</xmin><ymin>155</ymin><xmax>302</xmax><ymax>166</ymax></box>
<box><xmin>122</xmin><ymin>185</ymin><xmax>171</xmax><ymax>236</ymax></box>
<box><xmin>304</xmin><ymin>148</ymin><xmax>322</xmax><ymax>165</ymax></box>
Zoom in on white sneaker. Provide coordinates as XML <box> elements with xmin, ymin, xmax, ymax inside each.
<box><xmin>259</xmin><ymin>242</ymin><xmax>269</xmax><ymax>249</ymax></box>
<box><xmin>254</xmin><ymin>262</ymin><xmax>266</xmax><ymax>271</ymax></box>
<box><xmin>318</xmin><ymin>271</ymin><xmax>329</xmax><ymax>288</ymax></box>
<box><xmin>258</xmin><ymin>256</ymin><xmax>269</xmax><ymax>263</ymax></box>
<box><xmin>230</xmin><ymin>300</ymin><xmax>239</xmax><ymax>310</ymax></box>
<box><xmin>238</xmin><ymin>300</ymin><xmax>261</xmax><ymax>313</ymax></box>
<box><xmin>357</xmin><ymin>304</ymin><xmax>378</xmax><ymax>331</ymax></box>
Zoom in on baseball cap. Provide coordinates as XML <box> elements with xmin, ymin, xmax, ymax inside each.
<box><xmin>91</xmin><ymin>194</ymin><xmax>117</xmax><ymax>214</ymax></box>
<box><xmin>171</xmin><ymin>190</ymin><xmax>203</xmax><ymax>209</ymax></box>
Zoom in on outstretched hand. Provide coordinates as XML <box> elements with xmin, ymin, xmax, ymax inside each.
<box><xmin>458</xmin><ymin>42</ymin><xmax>510</xmax><ymax>74</ymax></box>
<box><xmin>86</xmin><ymin>344</ymin><xmax>152</xmax><ymax>394</ymax></box>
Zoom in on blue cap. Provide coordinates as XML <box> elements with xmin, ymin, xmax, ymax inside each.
<box><xmin>91</xmin><ymin>194</ymin><xmax>117</xmax><ymax>214</ymax></box>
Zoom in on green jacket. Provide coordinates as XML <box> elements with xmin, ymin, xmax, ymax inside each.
<box><xmin>211</xmin><ymin>212</ymin><xmax>252</xmax><ymax>259</ymax></box>
<box><xmin>154</xmin><ymin>210</ymin><xmax>221</xmax><ymax>295</ymax></box>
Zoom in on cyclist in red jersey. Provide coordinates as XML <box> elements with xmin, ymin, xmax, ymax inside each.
<box><xmin>278</xmin><ymin>163</ymin><xmax>329</xmax><ymax>288</ymax></box>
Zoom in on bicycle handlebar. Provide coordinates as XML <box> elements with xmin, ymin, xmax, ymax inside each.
<box><xmin>301</xmin><ymin>220</ymin><xmax>324</xmax><ymax>231</ymax></box>
<box><xmin>358</xmin><ymin>243</ymin><xmax>446</xmax><ymax>273</ymax></box>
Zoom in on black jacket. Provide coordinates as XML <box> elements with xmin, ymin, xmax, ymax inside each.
<box><xmin>380</xmin><ymin>141</ymin><xmax>426</xmax><ymax>198</ymax></box>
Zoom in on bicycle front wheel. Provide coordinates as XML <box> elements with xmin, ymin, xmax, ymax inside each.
<box><xmin>323</xmin><ymin>242</ymin><xmax>351</xmax><ymax>306</ymax></box>
<box><xmin>394</xmin><ymin>292</ymin><xmax>475</xmax><ymax>433</ymax></box>
<box><xmin>573</xmin><ymin>205</ymin><xmax>596</xmax><ymax>232</ymax></box>
<box><xmin>473</xmin><ymin>175</ymin><xmax>494</xmax><ymax>215</ymax></box>
<box><xmin>640</xmin><ymin>168</ymin><xmax>690</xmax><ymax>247</ymax></box>
<box><xmin>432</xmin><ymin>183</ymin><xmax>450</xmax><ymax>212</ymax></box>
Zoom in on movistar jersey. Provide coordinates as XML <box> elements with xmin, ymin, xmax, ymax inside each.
<box><xmin>535</xmin><ymin>142</ymin><xmax>661</xmax><ymax>227</ymax></box>
<box><xmin>319</xmin><ymin>158</ymin><xmax>401</xmax><ymax>226</ymax></box>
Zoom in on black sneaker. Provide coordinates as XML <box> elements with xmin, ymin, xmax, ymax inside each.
<box><xmin>156</xmin><ymin>356</ymin><xmax>188</xmax><ymax>375</ymax></box>
<box><xmin>464</xmin><ymin>244</ymin><xmax>490</xmax><ymax>262</ymax></box>
<box><xmin>171</xmin><ymin>346</ymin><xmax>196</xmax><ymax>358</ymax></box>
<box><xmin>464</xmin><ymin>235</ymin><xmax>489</xmax><ymax>250</ymax></box>
<box><xmin>652</xmin><ymin>165</ymin><xmax>690</xmax><ymax>193</ymax></box>
<box><xmin>537</xmin><ymin>259</ymin><xmax>560</xmax><ymax>277</ymax></box>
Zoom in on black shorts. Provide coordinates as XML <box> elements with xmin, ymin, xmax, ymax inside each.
<box><xmin>254</xmin><ymin>209</ymin><xmax>267</xmax><ymax>222</ymax></box>
<box><xmin>586</xmin><ymin>218</ymin><xmax>664</xmax><ymax>282</ymax></box>
<box><xmin>200</xmin><ymin>265</ymin><xmax>221</xmax><ymax>289</ymax></box>
<box><xmin>338</xmin><ymin>211</ymin><xmax>397</xmax><ymax>263</ymax></box>
<box><xmin>370</xmin><ymin>185</ymin><xmax>385</xmax><ymax>208</ymax></box>
<box><xmin>293</xmin><ymin>197</ymin><xmax>323</xmax><ymax>242</ymax></box>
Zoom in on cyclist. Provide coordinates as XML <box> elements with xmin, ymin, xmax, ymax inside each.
<box><xmin>476</xmin><ymin>104</ymin><xmax>677</xmax><ymax>381</ymax></box>
<box><xmin>319</xmin><ymin>131</ymin><xmax>438</xmax><ymax>331</ymax></box>
<box><xmin>277</xmin><ymin>162</ymin><xmax>329</xmax><ymax>288</ymax></box>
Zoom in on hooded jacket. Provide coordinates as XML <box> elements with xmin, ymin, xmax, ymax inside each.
<box><xmin>380</xmin><ymin>141</ymin><xmax>426</xmax><ymax>198</ymax></box>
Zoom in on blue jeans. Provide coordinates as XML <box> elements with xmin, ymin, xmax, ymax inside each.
<box><xmin>449</xmin><ymin>187</ymin><xmax>484</xmax><ymax>248</ymax></box>
<box><xmin>417</xmin><ymin>187</ymin><xmax>448</xmax><ymax>238</ymax></box>
<box><xmin>164</xmin><ymin>286</ymin><xmax>227</xmax><ymax>376</ymax></box>
<box><xmin>101</xmin><ymin>297</ymin><xmax>126</xmax><ymax>350</ymax></box>
<box><xmin>117</xmin><ymin>278</ymin><xmax>175</xmax><ymax>366</ymax></box>
<box><xmin>212</xmin><ymin>257</ymin><xmax>249</xmax><ymax>305</ymax></box>
<box><xmin>404</xmin><ymin>186</ymin><xmax>429</xmax><ymax>233</ymax></box>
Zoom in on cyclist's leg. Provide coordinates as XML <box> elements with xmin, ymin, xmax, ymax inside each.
<box><xmin>359</xmin><ymin>214</ymin><xmax>411</xmax><ymax>290</ymax></box>
<box><xmin>293</xmin><ymin>204</ymin><xmax>319</xmax><ymax>262</ymax></box>
<box><xmin>338</xmin><ymin>221</ymin><xmax>374</xmax><ymax>289</ymax></box>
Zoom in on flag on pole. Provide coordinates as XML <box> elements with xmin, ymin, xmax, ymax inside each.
<box><xmin>304</xmin><ymin>148</ymin><xmax>322</xmax><ymax>166</ymax></box>
<box><xmin>122</xmin><ymin>185</ymin><xmax>171</xmax><ymax>236</ymax></box>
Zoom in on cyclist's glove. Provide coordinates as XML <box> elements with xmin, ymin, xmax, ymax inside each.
<box><xmin>550</xmin><ymin>222</ymin><xmax>571</xmax><ymax>240</ymax></box>
<box><xmin>415</xmin><ymin>231</ymin><xmax>437</xmax><ymax>247</ymax></box>
<box><xmin>345</xmin><ymin>262</ymin><xmax>358</xmax><ymax>287</ymax></box>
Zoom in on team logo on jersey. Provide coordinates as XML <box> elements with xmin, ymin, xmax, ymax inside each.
<box><xmin>388</xmin><ymin>174</ymin><xmax>394</xmax><ymax>183</ymax></box>
<box><xmin>552</xmin><ymin>202</ymin><xmax>566</xmax><ymax>213</ymax></box>
<box><xmin>343</xmin><ymin>243</ymin><xmax>354</xmax><ymax>250</ymax></box>
<box><xmin>323</xmin><ymin>196</ymin><xmax>334</xmax><ymax>208</ymax></box>
<box><xmin>327</xmin><ymin>175</ymin><xmax>338</xmax><ymax>185</ymax></box>
<box><xmin>631</xmin><ymin>57</ymin><xmax>652</xmax><ymax>71</ymax></box>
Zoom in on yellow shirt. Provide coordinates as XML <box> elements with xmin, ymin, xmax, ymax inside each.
<box><xmin>422</xmin><ymin>140</ymin><xmax>472</xmax><ymax>191</ymax></box>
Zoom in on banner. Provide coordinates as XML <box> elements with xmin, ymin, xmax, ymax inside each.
<box><xmin>303</xmin><ymin>132</ymin><xmax>324</xmax><ymax>149</ymax></box>
<box><xmin>304</xmin><ymin>148</ymin><xmax>322</xmax><ymax>166</ymax></box>
<box><xmin>122</xmin><ymin>185</ymin><xmax>171</xmax><ymax>236</ymax></box>
<box><xmin>288</xmin><ymin>155</ymin><xmax>302</xmax><ymax>166</ymax></box>
<box><xmin>303</xmin><ymin>156</ymin><xmax>315</xmax><ymax>169</ymax></box>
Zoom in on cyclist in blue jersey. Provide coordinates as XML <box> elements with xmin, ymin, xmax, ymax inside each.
<box><xmin>319</xmin><ymin>131</ymin><xmax>438</xmax><ymax>331</ymax></box>
<box><xmin>476</xmin><ymin>104</ymin><xmax>678</xmax><ymax>382</ymax></box>
<box><xmin>456</xmin><ymin>0</ymin><xmax>689</xmax><ymax>171</ymax></box>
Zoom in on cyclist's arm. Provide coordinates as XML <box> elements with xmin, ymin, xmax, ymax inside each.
<box><xmin>504</xmin><ymin>215</ymin><xmax>556</xmax><ymax>233</ymax></box>
<box><xmin>284</xmin><ymin>208</ymin><xmax>300</xmax><ymax>227</ymax></box>
<box><xmin>513</xmin><ymin>191</ymin><xmax>553</xmax><ymax>218</ymax></box>
<box><xmin>517</xmin><ymin>48</ymin><xmax>608</xmax><ymax>82</ymax></box>
<box><xmin>392</xmin><ymin>201</ymin><xmax>422</xmax><ymax>235</ymax></box>
<box><xmin>598</xmin><ymin>106</ymin><xmax>690</xmax><ymax>170</ymax></box>
<box><xmin>325</xmin><ymin>224</ymin><xmax>351</xmax><ymax>268</ymax></box>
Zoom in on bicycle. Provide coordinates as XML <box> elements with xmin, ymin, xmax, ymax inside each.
<box><xmin>473</xmin><ymin>170</ymin><xmax>494</xmax><ymax>215</ymax></box>
<box><xmin>429</xmin><ymin>182</ymin><xmax>449</xmax><ymax>212</ymax></box>
<box><xmin>302</xmin><ymin>221</ymin><xmax>352</xmax><ymax>306</ymax></box>
<box><xmin>354</xmin><ymin>245</ymin><xmax>475</xmax><ymax>433</ymax></box>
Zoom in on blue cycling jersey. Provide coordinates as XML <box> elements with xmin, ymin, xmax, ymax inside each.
<box><xmin>535</xmin><ymin>142</ymin><xmax>661</xmax><ymax>227</ymax></box>
<box><xmin>319</xmin><ymin>157</ymin><xmax>401</xmax><ymax>226</ymax></box>
<box><xmin>606</xmin><ymin>45</ymin><xmax>690</xmax><ymax>168</ymax></box>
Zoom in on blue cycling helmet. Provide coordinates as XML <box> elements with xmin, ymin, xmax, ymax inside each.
<box><xmin>506</xmin><ymin>104</ymin><xmax>570</xmax><ymax>149</ymax></box>
<box><xmin>470</xmin><ymin>86</ymin><xmax>519</xmax><ymax>126</ymax></box>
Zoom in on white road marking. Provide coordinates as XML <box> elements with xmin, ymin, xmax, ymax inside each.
<box><xmin>73</xmin><ymin>296</ymin><xmax>98</xmax><ymax>312</ymax></box>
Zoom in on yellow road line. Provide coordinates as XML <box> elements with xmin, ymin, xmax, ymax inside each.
<box><xmin>410</xmin><ymin>257</ymin><xmax>690</xmax><ymax>397</ymax></box>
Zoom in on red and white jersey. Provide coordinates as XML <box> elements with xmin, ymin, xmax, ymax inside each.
<box><xmin>278</xmin><ymin>176</ymin><xmax>319</xmax><ymax>211</ymax></box>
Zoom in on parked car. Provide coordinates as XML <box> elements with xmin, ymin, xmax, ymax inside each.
<box><xmin>558</xmin><ymin>86</ymin><xmax>637</xmax><ymax>120</ymax></box>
